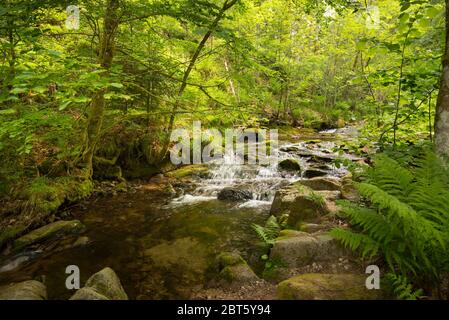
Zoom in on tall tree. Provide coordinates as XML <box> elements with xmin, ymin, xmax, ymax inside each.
<box><xmin>81</xmin><ymin>0</ymin><xmax>120</xmax><ymax>177</ymax></box>
<box><xmin>436</xmin><ymin>0</ymin><xmax>449</xmax><ymax>158</ymax></box>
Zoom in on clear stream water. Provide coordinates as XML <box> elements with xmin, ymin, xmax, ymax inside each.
<box><xmin>0</xmin><ymin>128</ymin><xmax>358</xmax><ymax>299</ymax></box>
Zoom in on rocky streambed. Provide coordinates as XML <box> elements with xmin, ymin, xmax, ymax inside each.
<box><xmin>0</xmin><ymin>127</ymin><xmax>385</xmax><ymax>300</ymax></box>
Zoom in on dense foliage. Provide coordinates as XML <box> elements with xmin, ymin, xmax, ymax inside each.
<box><xmin>331</xmin><ymin>151</ymin><xmax>449</xmax><ymax>299</ymax></box>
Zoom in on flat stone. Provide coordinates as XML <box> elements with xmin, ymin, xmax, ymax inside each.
<box><xmin>277</xmin><ymin>273</ymin><xmax>383</xmax><ymax>300</ymax></box>
<box><xmin>271</xmin><ymin>232</ymin><xmax>318</xmax><ymax>267</ymax></box>
<box><xmin>270</xmin><ymin>231</ymin><xmax>348</xmax><ymax>268</ymax></box>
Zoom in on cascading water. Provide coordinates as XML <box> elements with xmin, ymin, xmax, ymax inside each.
<box><xmin>169</xmin><ymin>143</ymin><xmax>304</xmax><ymax>207</ymax></box>
<box><xmin>169</xmin><ymin>132</ymin><xmax>356</xmax><ymax>208</ymax></box>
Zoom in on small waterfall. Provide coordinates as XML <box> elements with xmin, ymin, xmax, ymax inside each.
<box><xmin>208</xmin><ymin>152</ymin><xmax>243</xmax><ymax>183</ymax></box>
<box><xmin>169</xmin><ymin>136</ymin><xmax>352</xmax><ymax>208</ymax></box>
<box><xmin>170</xmin><ymin>146</ymin><xmax>301</xmax><ymax>207</ymax></box>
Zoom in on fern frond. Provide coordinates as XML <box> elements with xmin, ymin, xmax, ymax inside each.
<box><xmin>386</xmin><ymin>273</ymin><xmax>423</xmax><ymax>300</ymax></box>
<box><xmin>330</xmin><ymin>228</ymin><xmax>379</xmax><ymax>258</ymax></box>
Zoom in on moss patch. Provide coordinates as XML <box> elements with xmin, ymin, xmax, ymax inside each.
<box><xmin>165</xmin><ymin>165</ymin><xmax>208</xmax><ymax>179</ymax></box>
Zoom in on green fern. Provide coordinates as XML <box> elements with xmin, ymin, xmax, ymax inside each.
<box><xmin>252</xmin><ymin>215</ymin><xmax>281</xmax><ymax>247</ymax></box>
<box><xmin>331</xmin><ymin>151</ymin><xmax>449</xmax><ymax>299</ymax></box>
<box><xmin>386</xmin><ymin>273</ymin><xmax>424</xmax><ymax>300</ymax></box>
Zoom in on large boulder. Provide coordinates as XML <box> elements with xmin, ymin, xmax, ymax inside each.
<box><xmin>70</xmin><ymin>267</ymin><xmax>128</xmax><ymax>300</ymax></box>
<box><xmin>13</xmin><ymin>220</ymin><xmax>85</xmax><ymax>251</ymax></box>
<box><xmin>0</xmin><ymin>280</ymin><xmax>47</xmax><ymax>300</ymax></box>
<box><xmin>217</xmin><ymin>252</ymin><xmax>259</xmax><ymax>286</ymax></box>
<box><xmin>270</xmin><ymin>230</ymin><xmax>348</xmax><ymax>268</ymax></box>
<box><xmin>278</xmin><ymin>159</ymin><xmax>301</xmax><ymax>172</ymax></box>
<box><xmin>270</xmin><ymin>184</ymin><xmax>340</xmax><ymax>226</ymax></box>
<box><xmin>218</xmin><ymin>188</ymin><xmax>253</xmax><ymax>202</ymax></box>
<box><xmin>299</xmin><ymin>177</ymin><xmax>342</xmax><ymax>191</ymax></box>
<box><xmin>277</xmin><ymin>273</ymin><xmax>382</xmax><ymax>300</ymax></box>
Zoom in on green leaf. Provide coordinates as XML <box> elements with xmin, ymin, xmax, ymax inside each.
<box><xmin>109</xmin><ymin>83</ymin><xmax>124</xmax><ymax>89</ymax></box>
<box><xmin>425</xmin><ymin>7</ymin><xmax>440</xmax><ymax>19</ymax></box>
<box><xmin>59</xmin><ymin>101</ymin><xmax>72</xmax><ymax>111</ymax></box>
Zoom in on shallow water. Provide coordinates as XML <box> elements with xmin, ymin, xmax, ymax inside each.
<box><xmin>0</xmin><ymin>190</ymin><xmax>271</xmax><ymax>299</ymax></box>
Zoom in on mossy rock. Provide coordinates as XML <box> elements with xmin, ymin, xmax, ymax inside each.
<box><xmin>217</xmin><ymin>251</ymin><xmax>245</xmax><ymax>268</ymax></box>
<box><xmin>275</xmin><ymin>230</ymin><xmax>309</xmax><ymax>241</ymax></box>
<box><xmin>21</xmin><ymin>177</ymin><xmax>93</xmax><ymax>216</ymax></box>
<box><xmin>271</xmin><ymin>232</ymin><xmax>349</xmax><ymax>268</ymax></box>
<box><xmin>69</xmin><ymin>287</ymin><xmax>109</xmax><ymax>300</ymax></box>
<box><xmin>70</xmin><ymin>267</ymin><xmax>128</xmax><ymax>300</ymax></box>
<box><xmin>271</xmin><ymin>183</ymin><xmax>340</xmax><ymax>226</ymax></box>
<box><xmin>165</xmin><ymin>165</ymin><xmax>208</xmax><ymax>179</ymax></box>
<box><xmin>220</xmin><ymin>264</ymin><xmax>259</xmax><ymax>284</ymax></box>
<box><xmin>0</xmin><ymin>280</ymin><xmax>47</xmax><ymax>300</ymax></box>
<box><xmin>13</xmin><ymin>220</ymin><xmax>85</xmax><ymax>251</ymax></box>
<box><xmin>217</xmin><ymin>252</ymin><xmax>259</xmax><ymax>285</ymax></box>
<box><xmin>277</xmin><ymin>273</ymin><xmax>383</xmax><ymax>300</ymax></box>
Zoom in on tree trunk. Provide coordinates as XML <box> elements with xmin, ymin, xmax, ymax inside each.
<box><xmin>81</xmin><ymin>0</ymin><xmax>120</xmax><ymax>178</ymax></box>
<box><xmin>161</xmin><ymin>0</ymin><xmax>238</xmax><ymax>160</ymax></box>
<box><xmin>435</xmin><ymin>0</ymin><xmax>449</xmax><ymax>158</ymax></box>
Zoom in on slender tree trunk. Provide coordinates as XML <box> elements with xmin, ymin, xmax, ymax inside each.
<box><xmin>161</xmin><ymin>0</ymin><xmax>238</xmax><ymax>160</ymax></box>
<box><xmin>224</xmin><ymin>58</ymin><xmax>239</xmax><ymax>103</ymax></box>
<box><xmin>81</xmin><ymin>0</ymin><xmax>120</xmax><ymax>178</ymax></box>
<box><xmin>435</xmin><ymin>0</ymin><xmax>449</xmax><ymax>158</ymax></box>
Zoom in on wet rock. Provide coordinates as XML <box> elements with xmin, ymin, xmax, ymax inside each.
<box><xmin>70</xmin><ymin>267</ymin><xmax>128</xmax><ymax>300</ymax></box>
<box><xmin>277</xmin><ymin>273</ymin><xmax>382</xmax><ymax>300</ymax></box>
<box><xmin>0</xmin><ymin>280</ymin><xmax>47</xmax><ymax>300</ymax></box>
<box><xmin>217</xmin><ymin>252</ymin><xmax>259</xmax><ymax>285</ymax></box>
<box><xmin>270</xmin><ymin>184</ymin><xmax>339</xmax><ymax>226</ymax></box>
<box><xmin>142</xmin><ymin>237</ymin><xmax>210</xmax><ymax>294</ymax></box>
<box><xmin>303</xmin><ymin>168</ymin><xmax>329</xmax><ymax>179</ymax></box>
<box><xmin>299</xmin><ymin>177</ymin><xmax>342</xmax><ymax>191</ymax></box>
<box><xmin>341</xmin><ymin>174</ymin><xmax>360</xmax><ymax>202</ymax></box>
<box><xmin>218</xmin><ymin>188</ymin><xmax>253</xmax><ymax>202</ymax></box>
<box><xmin>13</xmin><ymin>220</ymin><xmax>85</xmax><ymax>251</ymax></box>
<box><xmin>278</xmin><ymin>159</ymin><xmax>301</xmax><ymax>172</ymax></box>
<box><xmin>270</xmin><ymin>231</ymin><xmax>348</xmax><ymax>268</ymax></box>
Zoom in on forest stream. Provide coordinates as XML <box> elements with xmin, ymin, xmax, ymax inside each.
<box><xmin>0</xmin><ymin>128</ymin><xmax>363</xmax><ymax>299</ymax></box>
